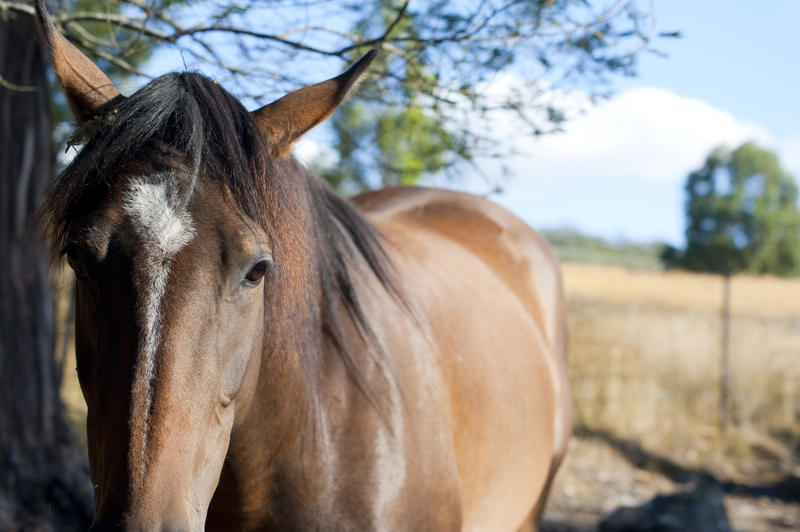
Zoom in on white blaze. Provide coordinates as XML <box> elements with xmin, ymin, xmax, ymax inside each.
<box><xmin>123</xmin><ymin>179</ymin><xmax>195</xmax><ymax>478</ymax></box>
<box><xmin>124</xmin><ymin>180</ymin><xmax>196</xmax><ymax>255</ymax></box>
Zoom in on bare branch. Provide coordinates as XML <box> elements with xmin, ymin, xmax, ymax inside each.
<box><xmin>0</xmin><ymin>74</ymin><xmax>36</xmax><ymax>92</ymax></box>
<box><xmin>6</xmin><ymin>0</ymin><xmax>666</xmax><ymax>188</ymax></box>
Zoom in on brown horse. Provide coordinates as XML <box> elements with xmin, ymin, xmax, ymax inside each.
<box><xmin>35</xmin><ymin>2</ymin><xmax>571</xmax><ymax>530</ymax></box>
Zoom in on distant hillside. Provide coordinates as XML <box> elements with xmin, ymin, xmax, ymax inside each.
<box><xmin>541</xmin><ymin>228</ymin><xmax>666</xmax><ymax>270</ymax></box>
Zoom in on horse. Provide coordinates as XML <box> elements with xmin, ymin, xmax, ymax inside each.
<box><xmin>35</xmin><ymin>2</ymin><xmax>571</xmax><ymax>530</ymax></box>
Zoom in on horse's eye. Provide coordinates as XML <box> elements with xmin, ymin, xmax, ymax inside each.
<box><xmin>65</xmin><ymin>246</ymin><xmax>87</xmax><ymax>278</ymax></box>
<box><xmin>242</xmin><ymin>260</ymin><xmax>271</xmax><ymax>287</ymax></box>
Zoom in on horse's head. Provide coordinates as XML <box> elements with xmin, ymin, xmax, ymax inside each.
<box><xmin>36</xmin><ymin>2</ymin><xmax>375</xmax><ymax>528</ymax></box>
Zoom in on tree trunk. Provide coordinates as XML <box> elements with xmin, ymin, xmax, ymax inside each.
<box><xmin>719</xmin><ymin>273</ymin><xmax>731</xmax><ymax>430</ymax></box>
<box><xmin>0</xmin><ymin>11</ymin><xmax>93</xmax><ymax>530</ymax></box>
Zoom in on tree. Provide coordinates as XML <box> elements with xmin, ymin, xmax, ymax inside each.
<box><xmin>0</xmin><ymin>10</ymin><xmax>93</xmax><ymax>530</ymax></box>
<box><xmin>2</xmin><ymin>0</ymin><xmax>676</xmax><ymax>189</ymax></box>
<box><xmin>664</xmin><ymin>142</ymin><xmax>800</xmax><ymax>276</ymax></box>
<box><xmin>662</xmin><ymin>142</ymin><xmax>800</xmax><ymax>428</ymax></box>
<box><xmin>320</xmin><ymin>54</ymin><xmax>469</xmax><ymax>192</ymax></box>
<box><xmin>292</xmin><ymin>0</ymin><xmax>679</xmax><ymax>190</ymax></box>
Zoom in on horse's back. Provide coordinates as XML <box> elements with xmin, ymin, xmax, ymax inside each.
<box><xmin>352</xmin><ymin>186</ymin><xmax>571</xmax><ymax>530</ymax></box>
<box><xmin>353</xmin><ymin>186</ymin><xmax>565</xmax><ymax>368</ymax></box>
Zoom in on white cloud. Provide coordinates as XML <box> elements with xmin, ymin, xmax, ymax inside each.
<box><xmin>482</xmin><ymin>86</ymin><xmax>776</xmax><ymax>184</ymax></box>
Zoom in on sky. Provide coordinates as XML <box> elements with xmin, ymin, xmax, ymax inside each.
<box><xmin>448</xmin><ymin>1</ymin><xmax>800</xmax><ymax>245</ymax></box>
<box><xmin>138</xmin><ymin>1</ymin><xmax>800</xmax><ymax>247</ymax></box>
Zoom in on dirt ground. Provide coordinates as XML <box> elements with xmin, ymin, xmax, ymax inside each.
<box><xmin>542</xmin><ymin>434</ymin><xmax>800</xmax><ymax>531</ymax></box>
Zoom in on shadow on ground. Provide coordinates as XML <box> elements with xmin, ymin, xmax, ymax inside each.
<box><xmin>577</xmin><ymin>427</ymin><xmax>800</xmax><ymax>502</ymax></box>
<box><xmin>542</xmin><ymin>428</ymin><xmax>800</xmax><ymax>532</ymax></box>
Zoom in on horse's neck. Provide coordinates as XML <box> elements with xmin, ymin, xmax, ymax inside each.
<box><xmin>217</xmin><ymin>340</ymin><xmax>357</xmax><ymax>525</ymax></box>
<box><xmin>220</xmin><ymin>273</ymin><xmax>399</xmax><ymax>524</ymax></box>
<box><xmin>216</xmin><ymin>338</ymin><xmax>311</xmax><ymax>519</ymax></box>
<box><xmin>218</xmin><ymin>173</ymin><xmax>402</xmax><ymax>520</ymax></box>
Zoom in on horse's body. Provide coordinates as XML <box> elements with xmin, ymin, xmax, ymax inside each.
<box><xmin>35</xmin><ymin>2</ymin><xmax>570</xmax><ymax>529</ymax></box>
<box><xmin>358</xmin><ymin>186</ymin><xmax>570</xmax><ymax>529</ymax></box>
<box><xmin>208</xmin><ymin>185</ymin><xmax>571</xmax><ymax>530</ymax></box>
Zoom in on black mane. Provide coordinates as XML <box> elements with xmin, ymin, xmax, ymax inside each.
<box><xmin>41</xmin><ymin>72</ymin><xmax>400</xmax><ymax>413</ymax></box>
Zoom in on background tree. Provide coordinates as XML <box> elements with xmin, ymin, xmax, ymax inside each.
<box><xmin>0</xmin><ymin>9</ymin><xmax>93</xmax><ymax>530</ymax></box>
<box><xmin>662</xmin><ymin>141</ymin><xmax>800</xmax><ymax>428</ymax></box>
<box><xmin>664</xmin><ymin>142</ymin><xmax>800</xmax><ymax>276</ymax></box>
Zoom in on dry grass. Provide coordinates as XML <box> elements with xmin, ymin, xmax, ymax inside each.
<box><xmin>563</xmin><ymin>262</ymin><xmax>800</xmax><ymax>317</ymax></box>
<box><xmin>562</xmin><ymin>263</ymin><xmax>800</xmax><ymax>479</ymax></box>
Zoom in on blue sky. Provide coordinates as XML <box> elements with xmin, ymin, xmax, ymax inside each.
<box><xmin>138</xmin><ymin>1</ymin><xmax>800</xmax><ymax>246</ymax></box>
<box><xmin>621</xmin><ymin>1</ymin><xmax>799</xmax><ymax>138</ymax></box>
<box><xmin>460</xmin><ymin>1</ymin><xmax>800</xmax><ymax>245</ymax></box>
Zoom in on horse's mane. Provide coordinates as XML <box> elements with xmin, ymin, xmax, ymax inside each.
<box><xmin>41</xmin><ymin>72</ymin><xmax>400</xmax><ymax>414</ymax></box>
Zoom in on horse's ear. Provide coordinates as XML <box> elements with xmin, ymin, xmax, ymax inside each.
<box><xmin>251</xmin><ymin>50</ymin><xmax>377</xmax><ymax>158</ymax></box>
<box><xmin>34</xmin><ymin>0</ymin><xmax>121</xmax><ymax>123</ymax></box>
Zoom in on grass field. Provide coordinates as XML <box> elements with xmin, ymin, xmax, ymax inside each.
<box><xmin>562</xmin><ymin>262</ymin><xmax>800</xmax><ymax>476</ymax></box>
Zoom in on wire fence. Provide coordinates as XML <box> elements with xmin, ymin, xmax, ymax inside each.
<box><xmin>563</xmin><ymin>267</ymin><xmax>800</xmax><ymax>456</ymax></box>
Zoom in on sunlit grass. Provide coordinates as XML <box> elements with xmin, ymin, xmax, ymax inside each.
<box><xmin>562</xmin><ymin>263</ymin><xmax>800</xmax><ymax>479</ymax></box>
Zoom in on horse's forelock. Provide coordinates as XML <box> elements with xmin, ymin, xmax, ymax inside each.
<box><xmin>40</xmin><ymin>72</ymin><xmax>272</xmax><ymax>261</ymax></box>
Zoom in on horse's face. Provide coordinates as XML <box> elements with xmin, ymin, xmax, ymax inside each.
<box><xmin>70</xmin><ymin>174</ymin><xmax>269</xmax><ymax>527</ymax></box>
<box><xmin>36</xmin><ymin>2</ymin><xmax>374</xmax><ymax>526</ymax></box>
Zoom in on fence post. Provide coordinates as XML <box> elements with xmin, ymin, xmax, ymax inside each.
<box><xmin>720</xmin><ymin>274</ymin><xmax>731</xmax><ymax>430</ymax></box>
